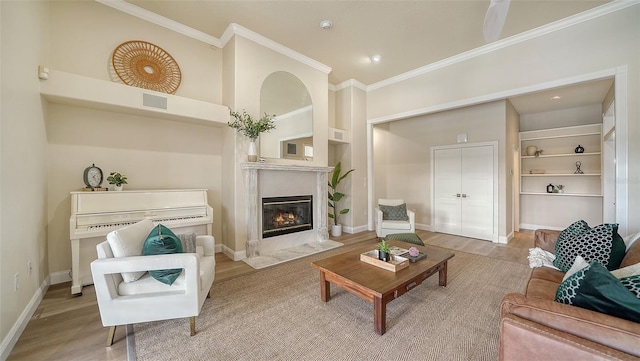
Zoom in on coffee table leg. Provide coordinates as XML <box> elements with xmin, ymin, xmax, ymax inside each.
<box><xmin>439</xmin><ymin>261</ymin><xmax>448</xmax><ymax>287</ymax></box>
<box><xmin>319</xmin><ymin>271</ymin><xmax>330</xmax><ymax>302</ymax></box>
<box><xmin>373</xmin><ymin>297</ymin><xmax>386</xmax><ymax>335</ymax></box>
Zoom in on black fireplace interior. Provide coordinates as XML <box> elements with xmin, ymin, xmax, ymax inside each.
<box><xmin>262</xmin><ymin>195</ymin><xmax>313</xmax><ymax>238</ymax></box>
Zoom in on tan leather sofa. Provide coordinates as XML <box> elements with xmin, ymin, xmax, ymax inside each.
<box><xmin>499</xmin><ymin>229</ymin><xmax>640</xmax><ymax>361</ymax></box>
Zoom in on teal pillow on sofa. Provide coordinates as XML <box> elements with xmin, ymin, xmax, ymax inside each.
<box><xmin>555</xmin><ymin>261</ymin><xmax>640</xmax><ymax>323</ymax></box>
<box><xmin>142</xmin><ymin>224</ymin><xmax>183</xmax><ymax>285</ymax></box>
<box><xmin>553</xmin><ymin>222</ymin><xmax>626</xmax><ymax>272</ymax></box>
<box><xmin>379</xmin><ymin>203</ymin><xmax>409</xmax><ymax>221</ymax></box>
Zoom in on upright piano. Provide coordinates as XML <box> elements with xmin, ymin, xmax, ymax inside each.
<box><xmin>69</xmin><ymin>189</ymin><xmax>213</xmax><ymax>295</ymax></box>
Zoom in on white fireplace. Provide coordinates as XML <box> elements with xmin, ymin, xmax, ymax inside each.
<box><xmin>241</xmin><ymin>163</ymin><xmax>333</xmax><ymax>257</ymax></box>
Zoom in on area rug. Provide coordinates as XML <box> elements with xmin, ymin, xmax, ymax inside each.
<box><xmin>133</xmin><ymin>245</ymin><xmax>531</xmax><ymax>361</ymax></box>
<box><xmin>242</xmin><ymin>240</ymin><xmax>343</xmax><ymax>269</ymax></box>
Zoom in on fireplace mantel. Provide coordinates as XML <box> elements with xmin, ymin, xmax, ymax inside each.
<box><xmin>242</xmin><ymin>162</ymin><xmax>334</xmax><ymax>258</ymax></box>
<box><xmin>241</xmin><ymin>162</ymin><xmax>333</xmax><ymax>173</ymax></box>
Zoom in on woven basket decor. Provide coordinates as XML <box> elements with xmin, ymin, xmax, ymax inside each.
<box><xmin>111</xmin><ymin>40</ymin><xmax>181</xmax><ymax>94</ymax></box>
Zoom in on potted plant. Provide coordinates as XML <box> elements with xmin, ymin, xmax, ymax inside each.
<box><xmin>228</xmin><ymin>109</ymin><xmax>276</xmax><ymax>162</ymax></box>
<box><xmin>328</xmin><ymin>161</ymin><xmax>355</xmax><ymax>237</ymax></box>
<box><xmin>107</xmin><ymin>172</ymin><xmax>128</xmax><ymax>191</ymax></box>
<box><xmin>377</xmin><ymin>239</ymin><xmax>391</xmax><ymax>262</ymax></box>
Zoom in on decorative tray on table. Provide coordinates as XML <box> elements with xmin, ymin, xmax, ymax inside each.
<box><xmin>360</xmin><ymin>250</ymin><xmax>409</xmax><ymax>272</ymax></box>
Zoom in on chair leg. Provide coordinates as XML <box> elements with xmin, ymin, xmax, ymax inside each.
<box><xmin>190</xmin><ymin>316</ymin><xmax>196</xmax><ymax>336</ymax></box>
<box><xmin>106</xmin><ymin>326</ymin><xmax>116</xmax><ymax>347</ymax></box>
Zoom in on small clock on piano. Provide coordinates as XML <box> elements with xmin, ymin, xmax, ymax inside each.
<box><xmin>82</xmin><ymin>163</ymin><xmax>106</xmax><ymax>191</ymax></box>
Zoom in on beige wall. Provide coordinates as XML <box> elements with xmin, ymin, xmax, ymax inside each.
<box><xmin>329</xmin><ymin>85</ymin><xmax>368</xmax><ymax>232</ymax></box>
<box><xmin>368</xmin><ymin>6</ymin><xmax>640</xmax><ymax>235</ymax></box>
<box><xmin>1</xmin><ymin>0</ymin><xmax>49</xmax><ymax>350</ymax></box>
<box><xmin>373</xmin><ymin>101</ymin><xmax>508</xmax><ymax>237</ymax></box>
<box><xmin>49</xmin><ymin>1</ymin><xmax>222</xmax><ymax>104</ymax></box>
<box><xmin>43</xmin><ymin>1</ymin><xmax>225</xmax><ymax>279</ymax></box>
<box><xmin>505</xmin><ymin>100</ymin><xmax>520</xmax><ymax>237</ymax></box>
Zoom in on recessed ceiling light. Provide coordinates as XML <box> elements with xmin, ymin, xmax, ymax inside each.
<box><xmin>319</xmin><ymin>20</ymin><xmax>333</xmax><ymax>29</ymax></box>
<box><xmin>371</xmin><ymin>54</ymin><xmax>382</xmax><ymax>63</ymax></box>
<box><xmin>551</xmin><ymin>95</ymin><xmax>561</xmax><ymax>100</ymax></box>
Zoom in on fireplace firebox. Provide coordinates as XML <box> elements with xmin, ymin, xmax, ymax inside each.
<box><xmin>262</xmin><ymin>195</ymin><xmax>313</xmax><ymax>238</ymax></box>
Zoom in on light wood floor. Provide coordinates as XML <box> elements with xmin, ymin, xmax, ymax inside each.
<box><xmin>7</xmin><ymin>230</ymin><xmax>533</xmax><ymax>361</ymax></box>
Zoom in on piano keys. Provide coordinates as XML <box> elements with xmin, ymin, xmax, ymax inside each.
<box><xmin>69</xmin><ymin>189</ymin><xmax>213</xmax><ymax>295</ymax></box>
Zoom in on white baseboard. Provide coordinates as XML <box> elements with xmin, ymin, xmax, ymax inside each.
<box><xmin>498</xmin><ymin>231</ymin><xmax>514</xmax><ymax>244</ymax></box>
<box><xmin>415</xmin><ymin>223</ymin><xmax>433</xmax><ymax>232</ymax></box>
<box><xmin>214</xmin><ymin>243</ymin><xmax>223</xmax><ymax>253</ymax></box>
<box><xmin>0</xmin><ymin>277</ymin><xmax>50</xmax><ymax>361</ymax></box>
<box><xmin>222</xmin><ymin>244</ymin><xmax>246</xmax><ymax>261</ymax></box>
<box><xmin>343</xmin><ymin>224</ymin><xmax>368</xmax><ymax>234</ymax></box>
<box><xmin>50</xmin><ymin>270</ymin><xmax>72</xmax><ymax>285</ymax></box>
<box><xmin>520</xmin><ymin>223</ymin><xmax>563</xmax><ymax>231</ymax></box>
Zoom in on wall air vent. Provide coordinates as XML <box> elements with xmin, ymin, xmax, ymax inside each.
<box><xmin>142</xmin><ymin>93</ymin><xmax>168</xmax><ymax>110</ymax></box>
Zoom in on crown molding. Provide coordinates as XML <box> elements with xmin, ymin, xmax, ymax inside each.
<box><xmin>366</xmin><ymin>0</ymin><xmax>639</xmax><ymax>92</ymax></box>
<box><xmin>95</xmin><ymin>0</ymin><xmax>222</xmax><ymax>47</ymax></box>
<box><xmin>223</xmin><ymin>23</ymin><xmax>332</xmax><ymax>75</ymax></box>
<box><xmin>95</xmin><ymin>1</ymin><xmax>332</xmax><ymax>75</ymax></box>
<box><xmin>333</xmin><ymin>79</ymin><xmax>368</xmax><ymax>92</ymax></box>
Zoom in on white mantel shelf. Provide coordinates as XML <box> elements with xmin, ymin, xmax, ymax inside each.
<box><xmin>241</xmin><ymin>162</ymin><xmax>333</xmax><ymax>173</ymax></box>
<box><xmin>40</xmin><ymin>69</ymin><xmax>228</xmax><ymax>126</ymax></box>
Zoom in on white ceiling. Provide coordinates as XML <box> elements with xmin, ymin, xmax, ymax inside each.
<box><xmin>121</xmin><ymin>0</ymin><xmax>615</xmax><ymax>114</ymax></box>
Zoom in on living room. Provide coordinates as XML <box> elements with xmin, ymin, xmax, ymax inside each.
<box><xmin>1</xmin><ymin>1</ymin><xmax>639</xmax><ymax>360</ymax></box>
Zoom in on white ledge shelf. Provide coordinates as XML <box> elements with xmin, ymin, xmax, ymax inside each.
<box><xmin>521</xmin><ymin>173</ymin><xmax>601</xmax><ymax>177</ymax></box>
<box><xmin>241</xmin><ymin>162</ymin><xmax>333</xmax><ymax>173</ymax></box>
<box><xmin>40</xmin><ymin>70</ymin><xmax>228</xmax><ymax>126</ymax></box>
<box><xmin>520</xmin><ymin>192</ymin><xmax>602</xmax><ymax>197</ymax></box>
<box><xmin>521</xmin><ymin>152</ymin><xmax>600</xmax><ymax>159</ymax></box>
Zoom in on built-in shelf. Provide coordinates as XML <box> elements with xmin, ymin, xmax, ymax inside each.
<box><xmin>520</xmin><ymin>124</ymin><xmax>602</xmax><ymax>197</ymax></box>
<box><xmin>520</xmin><ymin>192</ymin><xmax>602</xmax><ymax>198</ymax></box>
<box><xmin>521</xmin><ymin>152</ymin><xmax>600</xmax><ymax>159</ymax></box>
<box><xmin>521</xmin><ymin>173</ymin><xmax>601</xmax><ymax>177</ymax></box>
<box><xmin>40</xmin><ymin>69</ymin><xmax>229</xmax><ymax>126</ymax></box>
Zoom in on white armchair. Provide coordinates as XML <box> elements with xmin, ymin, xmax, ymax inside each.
<box><xmin>375</xmin><ymin>199</ymin><xmax>415</xmax><ymax>238</ymax></box>
<box><xmin>90</xmin><ymin>219</ymin><xmax>215</xmax><ymax>346</ymax></box>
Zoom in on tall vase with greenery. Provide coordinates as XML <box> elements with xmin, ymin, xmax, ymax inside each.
<box><xmin>328</xmin><ymin>161</ymin><xmax>354</xmax><ymax>237</ymax></box>
<box><xmin>228</xmin><ymin>109</ymin><xmax>276</xmax><ymax>162</ymax></box>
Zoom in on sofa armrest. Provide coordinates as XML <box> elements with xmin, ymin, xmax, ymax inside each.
<box><xmin>500</xmin><ymin>315</ymin><xmax>637</xmax><ymax>361</ymax></box>
<box><xmin>535</xmin><ymin>229</ymin><xmax>561</xmax><ymax>253</ymax></box>
<box><xmin>196</xmin><ymin>235</ymin><xmax>215</xmax><ymax>256</ymax></box>
<box><xmin>501</xmin><ymin>293</ymin><xmax>640</xmax><ymax>357</ymax></box>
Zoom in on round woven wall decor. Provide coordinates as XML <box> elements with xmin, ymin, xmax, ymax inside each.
<box><xmin>111</xmin><ymin>40</ymin><xmax>181</xmax><ymax>94</ymax></box>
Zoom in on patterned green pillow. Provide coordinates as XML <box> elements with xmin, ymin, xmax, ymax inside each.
<box><xmin>379</xmin><ymin>203</ymin><xmax>409</xmax><ymax>221</ymax></box>
<box><xmin>143</xmin><ymin>224</ymin><xmax>184</xmax><ymax>285</ymax></box>
<box><xmin>555</xmin><ymin>261</ymin><xmax>640</xmax><ymax>322</ymax></box>
<box><xmin>620</xmin><ymin>275</ymin><xmax>640</xmax><ymax>298</ymax></box>
<box><xmin>384</xmin><ymin>233</ymin><xmax>424</xmax><ymax>246</ymax></box>
<box><xmin>553</xmin><ymin>222</ymin><xmax>626</xmax><ymax>272</ymax></box>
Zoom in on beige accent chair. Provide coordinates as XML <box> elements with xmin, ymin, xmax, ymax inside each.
<box><xmin>90</xmin><ymin>219</ymin><xmax>215</xmax><ymax>346</ymax></box>
<box><xmin>375</xmin><ymin>199</ymin><xmax>415</xmax><ymax>238</ymax></box>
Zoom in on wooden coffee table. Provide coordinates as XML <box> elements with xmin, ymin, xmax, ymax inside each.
<box><xmin>311</xmin><ymin>240</ymin><xmax>454</xmax><ymax>335</ymax></box>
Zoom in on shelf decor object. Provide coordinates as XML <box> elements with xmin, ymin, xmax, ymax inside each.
<box><xmin>111</xmin><ymin>40</ymin><xmax>182</xmax><ymax>94</ymax></box>
<box><xmin>575</xmin><ymin>144</ymin><xmax>585</xmax><ymax>153</ymax></box>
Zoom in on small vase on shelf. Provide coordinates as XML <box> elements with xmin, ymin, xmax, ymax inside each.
<box><xmin>114</xmin><ymin>185</ymin><xmax>123</xmax><ymax>191</ymax></box>
<box><xmin>248</xmin><ymin>139</ymin><xmax>258</xmax><ymax>162</ymax></box>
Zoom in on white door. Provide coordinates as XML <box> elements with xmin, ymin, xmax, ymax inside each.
<box><xmin>434</xmin><ymin>148</ymin><xmax>462</xmax><ymax>235</ymax></box>
<box><xmin>434</xmin><ymin>145</ymin><xmax>494</xmax><ymax>241</ymax></box>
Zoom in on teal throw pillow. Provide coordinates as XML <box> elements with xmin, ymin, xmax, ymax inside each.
<box><xmin>555</xmin><ymin>261</ymin><xmax>640</xmax><ymax>323</ymax></box>
<box><xmin>553</xmin><ymin>222</ymin><xmax>626</xmax><ymax>272</ymax></box>
<box><xmin>142</xmin><ymin>224</ymin><xmax>183</xmax><ymax>285</ymax></box>
<box><xmin>379</xmin><ymin>203</ymin><xmax>409</xmax><ymax>221</ymax></box>
<box><xmin>620</xmin><ymin>275</ymin><xmax>640</xmax><ymax>298</ymax></box>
